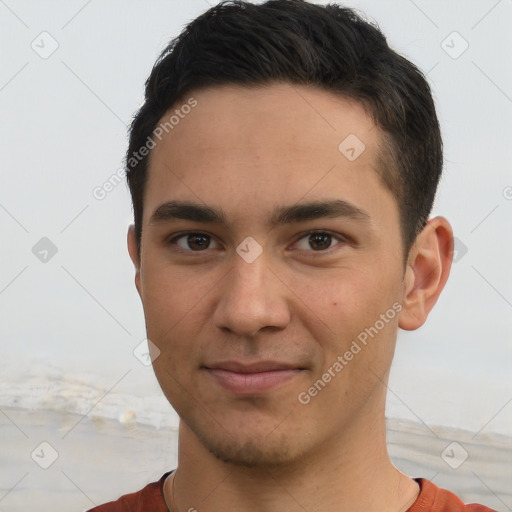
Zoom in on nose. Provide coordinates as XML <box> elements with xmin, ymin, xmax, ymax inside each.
<box><xmin>212</xmin><ymin>250</ymin><xmax>291</xmax><ymax>337</ymax></box>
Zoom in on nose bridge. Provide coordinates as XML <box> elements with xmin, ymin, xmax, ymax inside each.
<box><xmin>228</xmin><ymin>249</ymin><xmax>271</xmax><ymax>310</ymax></box>
<box><xmin>213</xmin><ymin>246</ymin><xmax>289</xmax><ymax>336</ymax></box>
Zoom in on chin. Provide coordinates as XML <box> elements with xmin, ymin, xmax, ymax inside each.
<box><xmin>201</xmin><ymin>435</ymin><xmax>297</xmax><ymax>469</ymax></box>
<box><xmin>187</xmin><ymin>418</ymin><xmax>308</xmax><ymax>469</ymax></box>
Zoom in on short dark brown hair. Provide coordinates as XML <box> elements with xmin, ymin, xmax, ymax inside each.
<box><xmin>125</xmin><ymin>0</ymin><xmax>443</xmax><ymax>263</ymax></box>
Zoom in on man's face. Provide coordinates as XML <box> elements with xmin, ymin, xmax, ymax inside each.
<box><xmin>131</xmin><ymin>83</ymin><xmax>408</xmax><ymax>467</ymax></box>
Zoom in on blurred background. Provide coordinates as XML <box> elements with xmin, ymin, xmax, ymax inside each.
<box><xmin>0</xmin><ymin>1</ymin><xmax>511</xmax><ymax>510</ymax></box>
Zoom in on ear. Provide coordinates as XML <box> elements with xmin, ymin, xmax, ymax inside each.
<box><xmin>398</xmin><ymin>216</ymin><xmax>454</xmax><ymax>331</ymax></box>
<box><xmin>127</xmin><ymin>224</ymin><xmax>142</xmax><ymax>298</ymax></box>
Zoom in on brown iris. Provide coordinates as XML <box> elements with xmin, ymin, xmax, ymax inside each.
<box><xmin>186</xmin><ymin>234</ymin><xmax>211</xmax><ymax>251</ymax></box>
<box><xmin>308</xmin><ymin>233</ymin><xmax>332</xmax><ymax>251</ymax></box>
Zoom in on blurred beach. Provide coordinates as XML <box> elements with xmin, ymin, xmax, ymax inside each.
<box><xmin>0</xmin><ymin>403</ymin><xmax>510</xmax><ymax>511</ymax></box>
<box><xmin>0</xmin><ymin>355</ymin><xmax>510</xmax><ymax>511</ymax></box>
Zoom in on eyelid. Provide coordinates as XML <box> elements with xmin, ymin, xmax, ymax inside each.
<box><xmin>167</xmin><ymin>231</ymin><xmax>221</xmax><ymax>252</ymax></box>
<box><xmin>291</xmin><ymin>229</ymin><xmax>350</xmax><ymax>253</ymax></box>
<box><xmin>166</xmin><ymin>229</ymin><xmax>351</xmax><ymax>254</ymax></box>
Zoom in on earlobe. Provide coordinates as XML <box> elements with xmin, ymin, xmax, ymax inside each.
<box><xmin>398</xmin><ymin>217</ymin><xmax>454</xmax><ymax>331</ymax></box>
<box><xmin>127</xmin><ymin>224</ymin><xmax>142</xmax><ymax>297</ymax></box>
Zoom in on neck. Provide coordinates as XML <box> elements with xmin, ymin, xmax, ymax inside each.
<box><xmin>164</xmin><ymin>411</ymin><xmax>419</xmax><ymax>512</ymax></box>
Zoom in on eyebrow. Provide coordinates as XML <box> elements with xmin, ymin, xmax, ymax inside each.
<box><xmin>149</xmin><ymin>199</ymin><xmax>370</xmax><ymax>228</ymax></box>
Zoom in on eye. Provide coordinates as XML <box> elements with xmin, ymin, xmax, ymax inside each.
<box><xmin>169</xmin><ymin>232</ymin><xmax>221</xmax><ymax>252</ymax></box>
<box><xmin>293</xmin><ymin>231</ymin><xmax>346</xmax><ymax>252</ymax></box>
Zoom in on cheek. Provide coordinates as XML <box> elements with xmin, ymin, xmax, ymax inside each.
<box><xmin>141</xmin><ymin>257</ymin><xmax>214</xmax><ymax>327</ymax></box>
<box><xmin>307</xmin><ymin>268</ymin><xmax>400</xmax><ymax>362</ymax></box>
<box><xmin>308</xmin><ymin>269</ymin><xmax>374</xmax><ymax>326</ymax></box>
<box><xmin>147</xmin><ymin>307</ymin><xmax>208</xmax><ymax>412</ymax></box>
<box><xmin>139</xmin><ymin>264</ymin><xmax>217</xmax><ymax>381</ymax></box>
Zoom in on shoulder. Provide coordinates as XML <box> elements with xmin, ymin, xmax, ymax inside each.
<box><xmin>87</xmin><ymin>472</ymin><xmax>172</xmax><ymax>512</ymax></box>
<box><xmin>410</xmin><ymin>478</ymin><xmax>497</xmax><ymax>512</ymax></box>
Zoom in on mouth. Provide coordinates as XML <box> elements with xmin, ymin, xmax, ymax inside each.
<box><xmin>202</xmin><ymin>361</ymin><xmax>307</xmax><ymax>395</ymax></box>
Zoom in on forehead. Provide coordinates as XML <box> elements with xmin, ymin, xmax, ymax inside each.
<box><xmin>144</xmin><ymin>83</ymin><xmax>396</xmax><ymax>231</ymax></box>
<box><xmin>154</xmin><ymin>83</ymin><xmax>378</xmax><ymax>159</ymax></box>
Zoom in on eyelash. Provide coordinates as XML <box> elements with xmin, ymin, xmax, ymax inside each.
<box><xmin>166</xmin><ymin>230</ymin><xmax>350</xmax><ymax>255</ymax></box>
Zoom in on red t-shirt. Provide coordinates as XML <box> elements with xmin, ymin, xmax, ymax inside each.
<box><xmin>88</xmin><ymin>472</ymin><xmax>496</xmax><ymax>511</ymax></box>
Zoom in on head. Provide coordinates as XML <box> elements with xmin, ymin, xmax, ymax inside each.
<box><xmin>126</xmin><ymin>0</ymin><xmax>453</xmax><ymax>468</ymax></box>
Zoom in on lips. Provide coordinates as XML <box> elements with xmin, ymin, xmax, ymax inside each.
<box><xmin>203</xmin><ymin>361</ymin><xmax>305</xmax><ymax>395</ymax></box>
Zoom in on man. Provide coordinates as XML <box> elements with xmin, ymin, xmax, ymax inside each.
<box><xmin>90</xmin><ymin>1</ymin><xmax>495</xmax><ymax>510</ymax></box>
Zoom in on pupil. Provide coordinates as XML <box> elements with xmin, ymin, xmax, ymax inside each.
<box><xmin>310</xmin><ymin>233</ymin><xmax>331</xmax><ymax>250</ymax></box>
<box><xmin>189</xmin><ymin>234</ymin><xmax>209</xmax><ymax>250</ymax></box>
